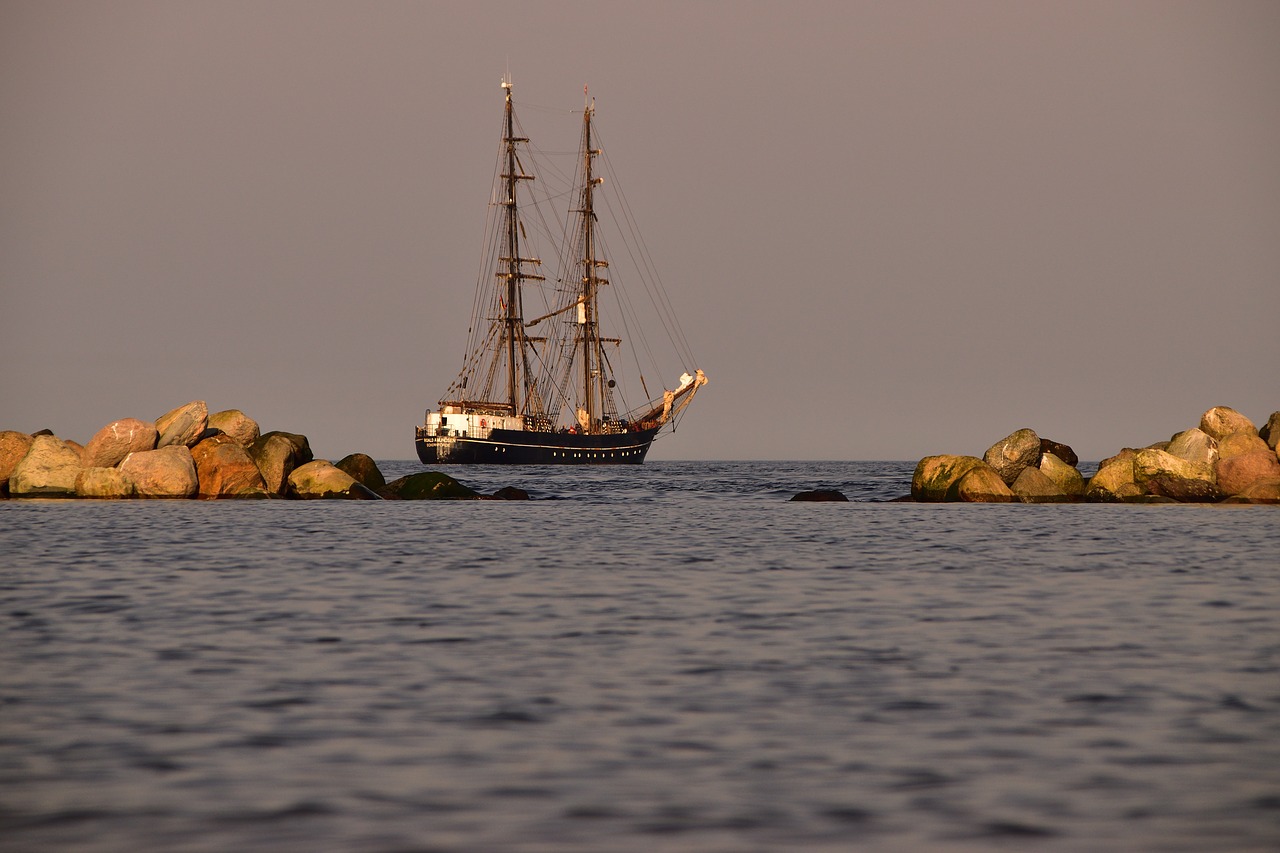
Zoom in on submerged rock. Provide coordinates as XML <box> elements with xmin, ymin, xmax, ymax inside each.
<box><xmin>491</xmin><ymin>486</ymin><xmax>531</xmax><ymax>500</ymax></box>
<box><xmin>790</xmin><ymin>489</ymin><xmax>849</xmax><ymax>502</ymax></box>
<box><xmin>118</xmin><ymin>446</ymin><xmax>198</xmax><ymax>498</ymax></box>
<box><xmin>983</xmin><ymin>428</ymin><xmax>1041</xmax><ymax>486</ymax></box>
<box><xmin>381</xmin><ymin>471</ymin><xmax>480</xmax><ymax>500</ymax></box>
<box><xmin>8</xmin><ymin>435</ymin><xmax>82</xmax><ymax>497</ymax></box>
<box><xmin>83</xmin><ymin>417</ymin><xmax>158</xmax><ymax>468</ymax></box>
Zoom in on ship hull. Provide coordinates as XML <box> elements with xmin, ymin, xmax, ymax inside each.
<box><xmin>415</xmin><ymin>426</ymin><xmax>659</xmax><ymax>465</ymax></box>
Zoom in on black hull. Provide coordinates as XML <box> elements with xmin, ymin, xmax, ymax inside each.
<box><xmin>415</xmin><ymin>426</ymin><xmax>659</xmax><ymax>465</ymax></box>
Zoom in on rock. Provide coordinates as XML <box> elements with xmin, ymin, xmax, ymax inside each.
<box><xmin>8</xmin><ymin>435</ymin><xmax>83</xmax><ymax>497</ymax></box>
<box><xmin>1039</xmin><ymin>438</ymin><xmax>1078</xmax><ymax>467</ymax></box>
<box><xmin>1216</xmin><ymin>431</ymin><xmax>1270</xmax><ymax>461</ymax></box>
<box><xmin>1237</xmin><ymin>478</ymin><xmax>1280</xmax><ymax>504</ymax></box>
<box><xmin>381</xmin><ymin>471</ymin><xmax>480</xmax><ymax>500</ymax></box>
<box><xmin>335</xmin><ymin>453</ymin><xmax>385</xmax><ymax>491</ymax></box>
<box><xmin>790</xmin><ymin>489</ymin><xmax>848</xmax><ymax>502</ymax></box>
<box><xmin>1166</xmin><ymin>428</ymin><xmax>1218</xmax><ymax>467</ymax></box>
<box><xmin>1199</xmin><ymin>406</ymin><xmax>1257</xmax><ymax>441</ymax></box>
<box><xmin>983</xmin><ymin>428</ymin><xmax>1041</xmax><ymax>485</ymax></box>
<box><xmin>249</xmin><ymin>431</ymin><xmax>314</xmax><ymax>495</ymax></box>
<box><xmin>491</xmin><ymin>486</ymin><xmax>531</xmax><ymax>500</ymax></box>
<box><xmin>75</xmin><ymin>467</ymin><xmax>137</xmax><ymax>499</ymax></box>
<box><xmin>1216</xmin><ymin>450</ymin><xmax>1280</xmax><ymax>497</ymax></box>
<box><xmin>1259</xmin><ymin>411</ymin><xmax>1280</xmax><ymax>450</ymax></box>
<box><xmin>156</xmin><ymin>400</ymin><xmax>209</xmax><ymax>448</ymax></box>
<box><xmin>287</xmin><ymin>460</ymin><xmax>382</xmax><ymax>499</ymax></box>
<box><xmin>82</xmin><ymin>418</ymin><xmax>158</xmax><ymax>468</ymax></box>
<box><xmin>119</xmin><ymin>446</ymin><xmax>198</xmax><ymax>498</ymax></box>
<box><xmin>1122</xmin><ymin>493</ymin><xmax>1180</xmax><ymax>504</ymax></box>
<box><xmin>1086</xmin><ymin>449</ymin><xmax>1137</xmax><ymax>502</ymax></box>
<box><xmin>207</xmin><ymin>409</ymin><xmax>260</xmax><ymax>447</ymax></box>
<box><xmin>1133</xmin><ymin>448</ymin><xmax>1221</xmax><ymax>502</ymax></box>
<box><xmin>911</xmin><ymin>455</ymin><xmax>985</xmax><ymax>502</ymax></box>
<box><xmin>1038</xmin><ymin>452</ymin><xmax>1085</xmax><ymax>497</ymax></box>
<box><xmin>1146</xmin><ymin>440</ymin><xmax>1171</xmax><ymax>452</ymax></box>
<box><xmin>1013</xmin><ymin>465</ymin><xmax>1070</xmax><ymax>503</ymax></box>
<box><xmin>191</xmin><ymin>434</ymin><xmax>271</xmax><ymax>498</ymax></box>
<box><xmin>954</xmin><ymin>465</ymin><xmax>1015</xmax><ymax>502</ymax></box>
<box><xmin>0</xmin><ymin>430</ymin><xmax>35</xmax><ymax>494</ymax></box>
<box><xmin>1114</xmin><ymin>482</ymin><xmax>1146</xmax><ymax>501</ymax></box>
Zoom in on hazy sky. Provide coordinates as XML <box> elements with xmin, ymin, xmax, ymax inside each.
<box><xmin>3</xmin><ymin>1</ymin><xmax>1277</xmax><ymax>462</ymax></box>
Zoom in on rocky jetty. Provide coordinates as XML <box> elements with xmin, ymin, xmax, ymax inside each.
<box><xmin>912</xmin><ymin>406</ymin><xmax>1279</xmax><ymax>504</ymax></box>
<box><xmin>1</xmin><ymin>400</ymin><xmax>516</xmax><ymax>501</ymax></box>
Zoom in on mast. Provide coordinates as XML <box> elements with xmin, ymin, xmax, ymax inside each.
<box><xmin>578</xmin><ymin>92</ymin><xmax>607</xmax><ymax>432</ymax></box>
<box><xmin>498</xmin><ymin>75</ymin><xmax>542</xmax><ymax>415</ymax></box>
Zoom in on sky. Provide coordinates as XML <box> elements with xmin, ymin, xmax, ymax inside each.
<box><xmin>2</xmin><ymin>0</ymin><xmax>1278</xmax><ymax>462</ymax></box>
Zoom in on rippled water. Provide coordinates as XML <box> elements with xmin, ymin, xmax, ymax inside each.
<box><xmin>2</xmin><ymin>461</ymin><xmax>1278</xmax><ymax>852</ymax></box>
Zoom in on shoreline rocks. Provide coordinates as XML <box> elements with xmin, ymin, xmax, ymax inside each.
<box><xmin>913</xmin><ymin>406</ymin><xmax>1279</xmax><ymax>505</ymax></box>
<box><xmin>1</xmin><ymin>400</ymin><xmax>521</xmax><ymax>502</ymax></box>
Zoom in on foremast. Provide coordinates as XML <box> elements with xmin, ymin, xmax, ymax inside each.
<box><xmin>575</xmin><ymin>93</ymin><xmax>609</xmax><ymax>432</ymax></box>
<box><xmin>498</xmin><ymin>75</ymin><xmax>544</xmax><ymax>416</ymax></box>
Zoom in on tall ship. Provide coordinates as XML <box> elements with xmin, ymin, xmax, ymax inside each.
<box><xmin>416</xmin><ymin>77</ymin><xmax>706</xmax><ymax>465</ymax></box>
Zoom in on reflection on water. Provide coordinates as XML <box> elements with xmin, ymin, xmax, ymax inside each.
<box><xmin>2</xmin><ymin>462</ymin><xmax>1278</xmax><ymax>851</ymax></box>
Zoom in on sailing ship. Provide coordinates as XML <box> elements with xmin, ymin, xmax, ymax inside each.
<box><xmin>415</xmin><ymin>76</ymin><xmax>706</xmax><ymax>465</ymax></box>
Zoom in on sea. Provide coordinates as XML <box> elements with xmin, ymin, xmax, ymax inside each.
<box><xmin>2</xmin><ymin>460</ymin><xmax>1278</xmax><ymax>853</ymax></box>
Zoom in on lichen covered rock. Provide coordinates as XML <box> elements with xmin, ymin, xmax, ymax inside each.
<box><xmin>9</xmin><ymin>435</ymin><xmax>82</xmax><ymax>497</ymax></box>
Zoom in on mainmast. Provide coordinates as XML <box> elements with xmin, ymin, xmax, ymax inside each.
<box><xmin>577</xmin><ymin>92</ymin><xmax>608</xmax><ymax>432</ymax></box>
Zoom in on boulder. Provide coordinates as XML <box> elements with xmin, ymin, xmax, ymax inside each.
<box><xmin>1199</xmin><ymin>406</ymin><xmax>1257</xmax><ymax>441</ymax></box>
<box><xmin>911</xmin><ymin>455</ymin><xmax>985</xmax><ymax>502</ymax></box>
<box><xmin>191</xmin><ymin>434</ymin><xmax>271</xmax><ymax>498</ymax></box>
<box><xmin>8</xmin><ymin>435</ymin><xmax>83</xmax><ymax>497</ymax></box>
<box><xmin>1166</xmin><ymin>428</ymin><xmax>1218</xmax><ymax>467</ymax></box>
<box><xmin>249</xmin><ymin>431</ymin><xmax>314</xmax><ymax>495</ymax></box>
<box><xmin>983</xmin><ymin>428</ymin><xmax>1041</xmax><ymax>486</ymax></box>
<box><xmin>118</xmin><ymin>446</ymin><xmax>198</xmax><ymax>498</ymax></box>
<box><xmin>82</xmin><ymin>418</ymin><xmax>158</xmax><ymax>468</ymax></box>
<box><xmin>75</xmin><ymin>467</ymin><xmax>137</xmax><ymax>499</ymax></box>
<box><xmin>1133</xmin><ymin>448</ymin><xmax>1221</xmax><ymax>502</ymax></box>
<box><xmin>1216</xmin><ymin>450</ymin><xmax>1280</xmax><ymax>497</ymax></box>
<box><xmin>1039</xmin><ymin>437</ymin><xmax>1078</xmax><ymax>467</ymax></box>
<box><xmin>1217</xmin><ymin>431</ymin><xmax>1270</xmax><ymax>461</ymax></box>
<box><xmin>156</xmin><ymin>400</ymin><xmax>209</xmax><ymax>448</ymax></box>
<box><xmin>1237</xmin><ymin>478</ymin><xmax>1280</xmax><ymax>504</ymax></box>
<box><xmin>207</xmin><ymin>409</ymin><xmax>260</xmax><ymax>447</ymax></box>
<box><xmin>381</xmin><ymin>471</ymin><xmax>480</xmax><ymax>500</ymax></box>
<box><xmin>491</xmin><ymin>486</ymin><xmax>531</xmax><ymax>500</ymax></box>
<box><xmin>287</xmin><ymin>460</ymin><xmax>381</xmax><ymax>499</ymax></box>
<box><xmin>0</xmin><ymin>430</ymin><xmax>35</xmax><ymax>494</ymax></box>
<box><xmin>1013</xmin><ymin>465</ymin><xmax>1070</xmax><ymax>503</ymax></box>
<box><xmin>335</xmin><ymin>453</ymin><xmax>386</xmax><ymax>491</ymax></box>
<box><xmin>1259</xmin><ymin>411</ymin><xmax>1280</xmax><ymax>451</ymax></box>
<box><xmin>1038</xmin><ymin>452</ymin><xmax>1085</xmax><ymax>498</ymax></box>
<box><xmin>1086</xmin><ymin>449</ymin><xmax>1137</xmax><ymax>502</ymax></box>
<box><xmin>790</xmin><ymin>489</ymin><xmax>849</xmax><ymax>502</ymax></box>
<box><xmin>954</xmin><ymin>465</ymin><xmax>1015</xmax><ymax>502</ymax></box>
